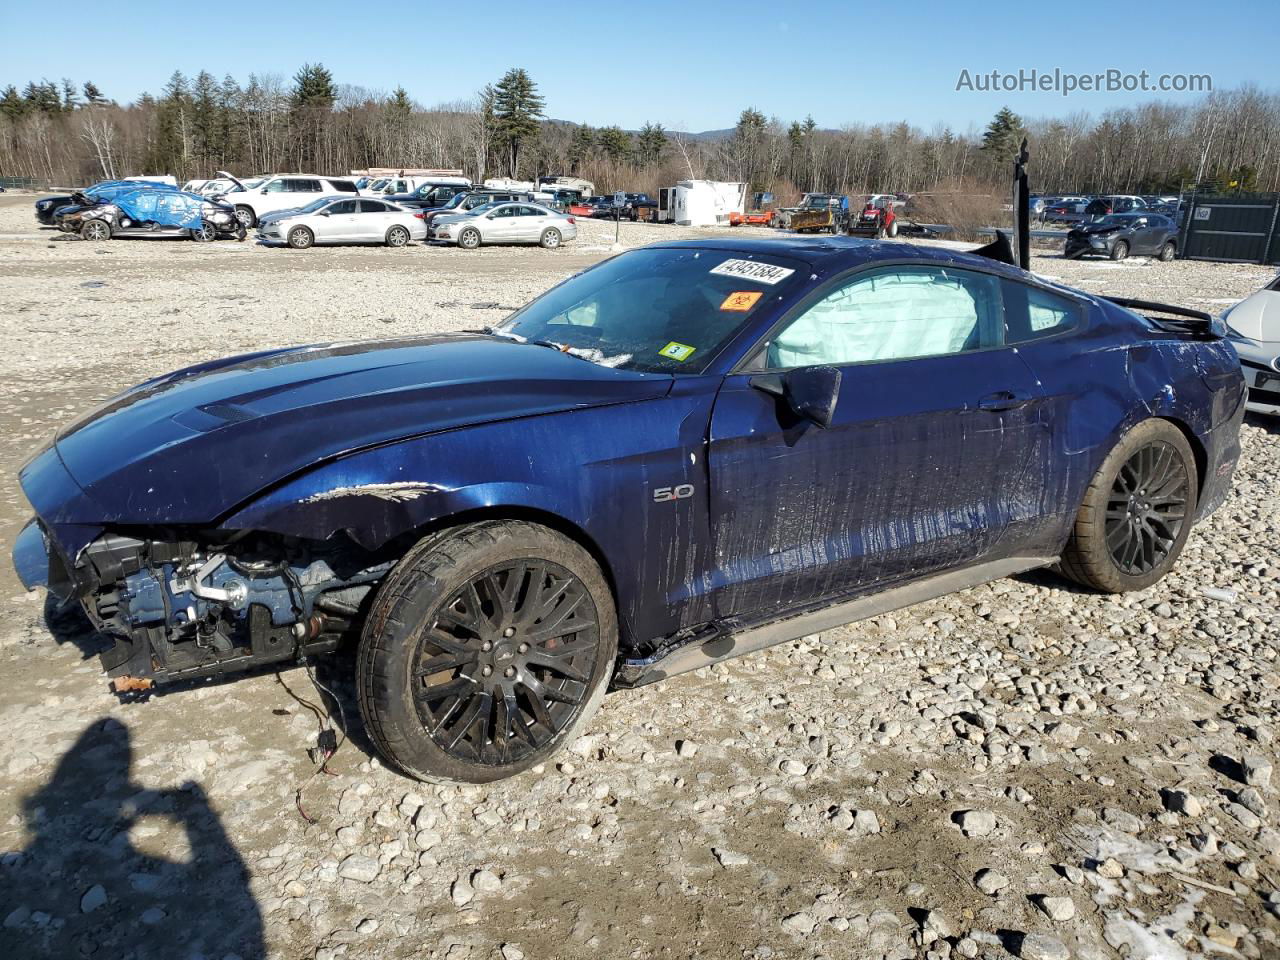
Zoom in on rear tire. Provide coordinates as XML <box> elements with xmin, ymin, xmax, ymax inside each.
<box><xmin>1158</xmin><ymin>240</ymin><xmax>1176</xmax><ymax>262</ymax></box>
<box><xmin>1058</xmin><ymin>420</ymin><xmax>1197</xmax><ymax>593</ymax></box>
<box><xmin>356</xmin><ymin>520</ymin><xmax>618</xmax><ymax>783</ymax></box>
<box><xmin>1110</xmin><ymin>240</ymin><xmax>1129</xmax><ymax>261</ymax></box>
<box><xmin>539</xmin><ymin>228</ymin><xmax>562</xmax><ymax>249</ymax></box>
<box><xmin>386</xmin><ymin>225</ymin><xmax>410</xmax><ymax>247</ymax></box>
<box><xmin>288</xmin><ymin>226</ymin><xmax>313</xmax><ymax>249</ymax></box>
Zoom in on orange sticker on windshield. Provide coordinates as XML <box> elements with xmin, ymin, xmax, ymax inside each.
<box><xmin>720</xmin><ymin>290</ymin><xmax>763</xmax><ymax>312</ymax></box>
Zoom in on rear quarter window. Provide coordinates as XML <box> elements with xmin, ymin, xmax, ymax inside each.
<box><xmin>1002</xmin><ymin>280</ymin><xmax>1082</xmax><ymax>343</ymax></box>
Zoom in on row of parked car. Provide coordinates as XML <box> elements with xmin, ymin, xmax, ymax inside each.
<box><xmin>33</xmin><ymin>172</ymin><xmax>581</xmax><ymax>250</ymax></box>
<box><xmin>1034</xmin><ymin>193</ymin><xmax>1183</xmax><ymax>224</ymax></box>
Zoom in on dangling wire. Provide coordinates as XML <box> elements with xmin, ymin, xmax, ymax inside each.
<box><xmin>276</xmin><ymin>662</ymin><xmax>348</xmax><ymax>824</ymax></box>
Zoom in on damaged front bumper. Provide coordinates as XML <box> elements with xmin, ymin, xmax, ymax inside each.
<box><xmin>13</xmin><ymin>520</ymin><xmax>51</xmax><ymax>592</ymax></box>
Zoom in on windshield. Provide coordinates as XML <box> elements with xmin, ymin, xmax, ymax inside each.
<box><xmin>442</xmin><ymin>192</ymin><xmax>470</xmax><ymax>209</ymax></box>
<box><xmin>495</xmin><ymin>247</ymin><xmax>807</xmax><ymax>374</ymax></box>
<box><xmin>291</xmin><ymin>197</ymin><xmax>336</xmax><ymax>215</ymax></box>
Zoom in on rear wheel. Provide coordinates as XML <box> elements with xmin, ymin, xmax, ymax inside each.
<box><xmin>234</xmin><ymin>205</ymin><xmax>256</xmax><ymax>228</ymax></box>
<box><xmin>1059</xmin><ymin>419</ymin><xmax>1197</xmax><ymax>593</ymax></box>
<box><xmin>1110</xmin><ymin>240</ymin><xmax>1129</xmax><ymax>261</ymax></box>
<box><xmin>385</xmin><ymin>225</ymin><xmax>410</xmax><ymax>247</ymax></box>
<box><xmin>539</xmin><ymin>228</ymin><xmax>562</xmax><ymax>249</ymax></box>
<box><xmin>80</xmin><ymin>219</ymin><xmax>111</xmax><ymax>241</ymax></box>
<box><xmin>458</xmin><ymin>227</ymin><xmax>482</xmax><ymax>249</ymax></box>
<box><xmin>287</xmin><ymin>226</ymin><xmax>313</xmax><ymax>249</ymax></box>
<box><xmin>357</xmin><ymin>521</ymin><xmax>618</xmax><ymax>783</ymax></box>
<box><xmin>1158</xmin><ymin>240</ymin><xmax>1176</xmax><ymax>261</ymax></box>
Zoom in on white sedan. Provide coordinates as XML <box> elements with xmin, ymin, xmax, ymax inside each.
<box><xmin>1222</xmin><ymin>273</ymin><xmax>1280</xmax><ymax>415</ymax></box>
<box><xmin>257</xmin><ymin>197</ymin><xmax>427</xmax><ymax>248</ymax></box>
<box><xmin>432</xmin><ymin>201</ymin><xmax>576</xmax><ymax>249</ymax></box>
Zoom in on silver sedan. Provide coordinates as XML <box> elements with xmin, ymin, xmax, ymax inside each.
<box><xmin>257</xmin><ymin>197</ymin><xmax>427</xmax><ymax>248</ymax></box>
<box><xmin>431</xmin><ymin>202</ymin><xmax>577</xmax><ymax>249</ymax></box>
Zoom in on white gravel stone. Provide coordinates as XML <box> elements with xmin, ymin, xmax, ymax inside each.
<box><xmin>1020</xmin><ymin>933</ymin><xmax>1071</xmax><ymax>960</ymax></box>
<box><xmin>781</xmin><ymin>912</ymin><xmax>817</xmax><ymax>935</ymax></box>
<box><xmin>337</xmin><ymin>855</ymin><xmax>380</xmax><ymax>883</ymax></box>
<box><xmin>958</xmin><ymin>809</ymin><xmax>997</xmax><ymax>837</ymax></box>
<box><xmin>1037</xmin><ymin>896</ymin><xmax>1076</xmax><ymax>922</ymax></box>
<box><xmin>79</xmin><ymin>885</ymin><xmax>106</xmax><ymax>914</ymax></box>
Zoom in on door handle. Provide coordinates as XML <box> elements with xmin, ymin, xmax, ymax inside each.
<box><xmin>977</xmin><ymin>390</ymin><xmax>1030</xmax><ymax>412</ymax></box>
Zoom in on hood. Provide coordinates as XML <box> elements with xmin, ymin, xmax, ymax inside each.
<box><xmin>30</xmin><ymin>334</ymin><xmax>672</xmax><ymax>526</ymax></box>
<box><xmin>1223</xmin><ymin>289</ymin><xmax>1280</xmax><ymax>343</ymax></box>
<box><xmin>1070</xmin><ymin>222</ymin><xmax>1124</xmax><ymax>236</ymax></box>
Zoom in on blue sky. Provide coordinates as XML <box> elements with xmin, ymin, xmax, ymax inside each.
<box><xmin>2</xmin><ymin>0</ymin><xmax>1274</xmax><ymax>132</ymax></box>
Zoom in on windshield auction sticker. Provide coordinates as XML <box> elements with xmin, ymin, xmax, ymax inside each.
<box><xmin>720</xmin><ymin>290</ymin><xmax>763</xmax><ymax>311</ymax></box>
<box><xmin>659</xmin><ymin>341</ymin><xmax>697</xmax><ymax>362</ymax></box>
<box><xmin>709</xmin><ymin>259</ymin><xmax>796</xmax><ymax>285</ymax></box>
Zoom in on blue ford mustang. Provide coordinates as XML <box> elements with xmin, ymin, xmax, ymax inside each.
<box><xmin>13</xmin><ymin>237</ymin><xmax>1245</xmax><ymax>783</ymax></box>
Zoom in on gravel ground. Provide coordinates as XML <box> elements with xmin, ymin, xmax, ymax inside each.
<box><xmin>0</xmin><ymin>192</ymin><xmax>1277</xmax><ymax>960</ymax></box>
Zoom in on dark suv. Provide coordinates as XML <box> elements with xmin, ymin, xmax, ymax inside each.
<box><xmin>385</xmin><ymin>182</ymin><xmax>471</xmax><ymax>211</ymax></box>
<box><xmin>420</xmin><ymin>190</ymin><xmax>533</xmax><ymax>226</ymax></box>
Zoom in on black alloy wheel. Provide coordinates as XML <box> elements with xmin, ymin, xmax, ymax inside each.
<box><xmin>1103</xmin><ymin>441</ymin><xmax>1190</xmax><ymax>576</ymax></box>
<box><xmin>410</xmin><ymin>559</ymin><xmax>601</xmax><ymax>766</ymax></box>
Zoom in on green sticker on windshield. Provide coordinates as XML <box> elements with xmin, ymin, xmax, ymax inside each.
<box><xmin>659</xmin><ymin>341</ymin><xmax>696</xmax><ymax>362</ymax></box>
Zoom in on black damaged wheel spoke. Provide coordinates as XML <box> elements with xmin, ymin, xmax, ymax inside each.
<box><xmin>411</xmin><ymin>558</ymin><xmax>601</xmax><ymax>766</ymax></box>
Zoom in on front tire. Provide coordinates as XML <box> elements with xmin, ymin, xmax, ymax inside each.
<box><xmin>287</xmin><ymin>226</ymin><xmax>313</xmax><ymax>249</ymax></box>
<box><xmin>357</xmin><ymin>521</ymin><xmax>618</xmax><ymax>783</ymax></box>
<box><xmin>80</xmin><ymin>219</ymin><xmax>111</xmax><ymax>241</ymax></box>
<box><xmin>458</xmin><ymin>227</ymin><xmax>482</xmax><ymax>250</ymax></box>
<box><xmin>1059</xmin><ymin>420</ymin><xmax>1197</xmax><ymax>593</ymax></box>
<box><xmin>539</xmin><ymin>228</ymin><xmax>562</xmax><ymax>249</ymax></box>
<box><xmin>191</xmin><ymin>222</ymin><xmax>217</xmax><ymax>242</ymax></box>
<box><xmin>234</xmin><ymin>205</ymin><xmax>256</xmax><ymax>228</ymax></box>
<box><xmin>1110</xmin><ymin>240</ymin><xmax>1129</xmax><ymax>261</ymax></box>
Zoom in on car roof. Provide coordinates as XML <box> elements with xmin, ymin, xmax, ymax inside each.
<box><xmin>645</xmin><ymin>236</ymin><xmax>1031</xmax><ymax>279</ymax></box>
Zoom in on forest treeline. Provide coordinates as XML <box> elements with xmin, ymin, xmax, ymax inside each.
<box><xmin>2</xmin><ymin>66</ymin><xmax>1277</xmax><ymax>199</ymax></box>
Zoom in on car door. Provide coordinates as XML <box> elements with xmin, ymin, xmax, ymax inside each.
<box><xmin>706</xmin><ymin>263</ymin><xmax>1048</xmax><ymax>621</ymax></box>
<box><xmin>483</xmin><ymin>204</ymin><xmax>519</xmax><ymax>243</ymax></box>
<box><xmin>355</xmin><ymin>199</ymin><xmax>391</xmax><ymax>241</ymax></box>
<box><xmin>516</xmin><ymin>205</ymin><xmax>546</xmax><ymax>242</ymax></box>
<box><xmin>319</xmin><ymin>199</ymin><xmax>360</xmax><ymax>241</ymax></box>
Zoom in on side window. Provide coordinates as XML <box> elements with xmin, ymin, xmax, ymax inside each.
<box><xmin>493</xmin><ymin>206</ymin><xmax>515</xmax><ymax>218</ymax></box>
<box><xmin>329</xmin><ymin>200</ymin><xmax>358</xmax><ymax>214</ymax></box>
<box><xmin>359</xmin><ymin>200</ymin><xmax>388</xmax><ymax>213</ymax></box>
<box><xmin>519</xmin><ymin>206</ymin><xmax>542</xmax><ymax>216</ymax></box>
<box><xmin>766</xmin><ymin>266</ymin><xmax>1003</xmax><ymax>369</ymax></box>
<box><xmin>330</xmin><ymin>179</ymin><xmax>357</xmax><ymax>193</ymax></box>
<box><xmin>264</xmin><ymin>179</ymin><xmax>287</xmax><ymax>193</ymax></box>
<box><xmin>1001</xmin><ymin>280</ymin><xmax>1080</xmax><ymax>343</ymax></box>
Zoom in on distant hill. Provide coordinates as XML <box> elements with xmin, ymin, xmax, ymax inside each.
<box><xmin>543</xmin><ymin>120</ymin><xmax>836</xmax><ymax>141</ymax></box>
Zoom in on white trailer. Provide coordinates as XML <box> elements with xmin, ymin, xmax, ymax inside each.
<box><xmin>659</xmin><ymin>180</ymin><xmax>748</xmax><ymax>226</ymax></box>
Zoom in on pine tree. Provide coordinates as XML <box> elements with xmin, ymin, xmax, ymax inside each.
<box><xmin>636</xmin><ymin>122</ymin><xmax>667</xmax><ymax>166</ymax></box>
<box><xmin>567</xmin><ymin>124</ymin><xmax>595</xmax><ymax>171</ymax></box>
<box><xmin>980</xmin><ymin>107</ymin><xmax>1026</xmax><ymax>161</ymax></box>
<box><xmin>291</xmin><ymin>63</ymin><xmax>336</xmax><ymax>109</ymax></box>
<box><xmin>0</xmin><ymin>85</ymin><xmax>24</xmax><ymax>120</ymax></box>
<box><xmin>597</xmin><ymin>126</ymin><xmax>632</xmax><ymax>163</ymax></box>
<box><xmin>491</xmin><ymin>68</ymin><xmax>544</xmax><ymax>177</ymax></box>
<box><xmin>386</xmin><ymin>86</ymin><xmax>412</xmax><ymax>121</ymax></box>
<box><xmin>152</xmin><ymin>71</ymin><xmax>191</xmax><ymax>176</ymax></box>
<box><xmin>191</xmin><ymin>71</ymin><xmax>220</xmax><ymax>168</ymax></box>
<box><xmin>61</xmin><ymin>79</ymin><xmax>79</xmax><ymax>111</ymax></box>
<box><xmin>82</xmin><ymin>81</ymin><xmax>107</xmax><ymax>105</ymax></box>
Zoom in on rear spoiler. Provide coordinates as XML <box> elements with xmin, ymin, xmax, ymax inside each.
<box><xmin>1101</xmin><ymin>296</ymin><xmax>1222</xmax><ymax>338</ymax></box>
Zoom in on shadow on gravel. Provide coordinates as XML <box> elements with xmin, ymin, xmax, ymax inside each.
<box><xmin>42</xmin><ymin>594</ymin><xmax>113</xmax><ymax>660</ymax></box>
<box><xmin>0</xmin><ymin>718</ymin><xmax>264</xmax><ymax>960</ymax></box>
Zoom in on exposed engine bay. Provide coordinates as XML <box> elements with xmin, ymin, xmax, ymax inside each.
<box><xmin>75</xmin><ymin>531</ymin><xmax>395</xmax><ymax>687</ymax></box>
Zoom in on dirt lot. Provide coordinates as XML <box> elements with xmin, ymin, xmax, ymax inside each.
<box><xmin>0</xmin><ymin>192</ymin><xmax>1277</xmax><ymax>960</ymax></box>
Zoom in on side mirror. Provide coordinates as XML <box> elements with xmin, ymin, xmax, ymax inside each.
<box><xmin>318</xmin><ymin>210</ymin><xmax>330</xmax><ymax>217</ymax></box>
<box><xmin>750</xmin><ymin>365</ymin><xmax>842</xmax><ymax>428</ymax></box>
